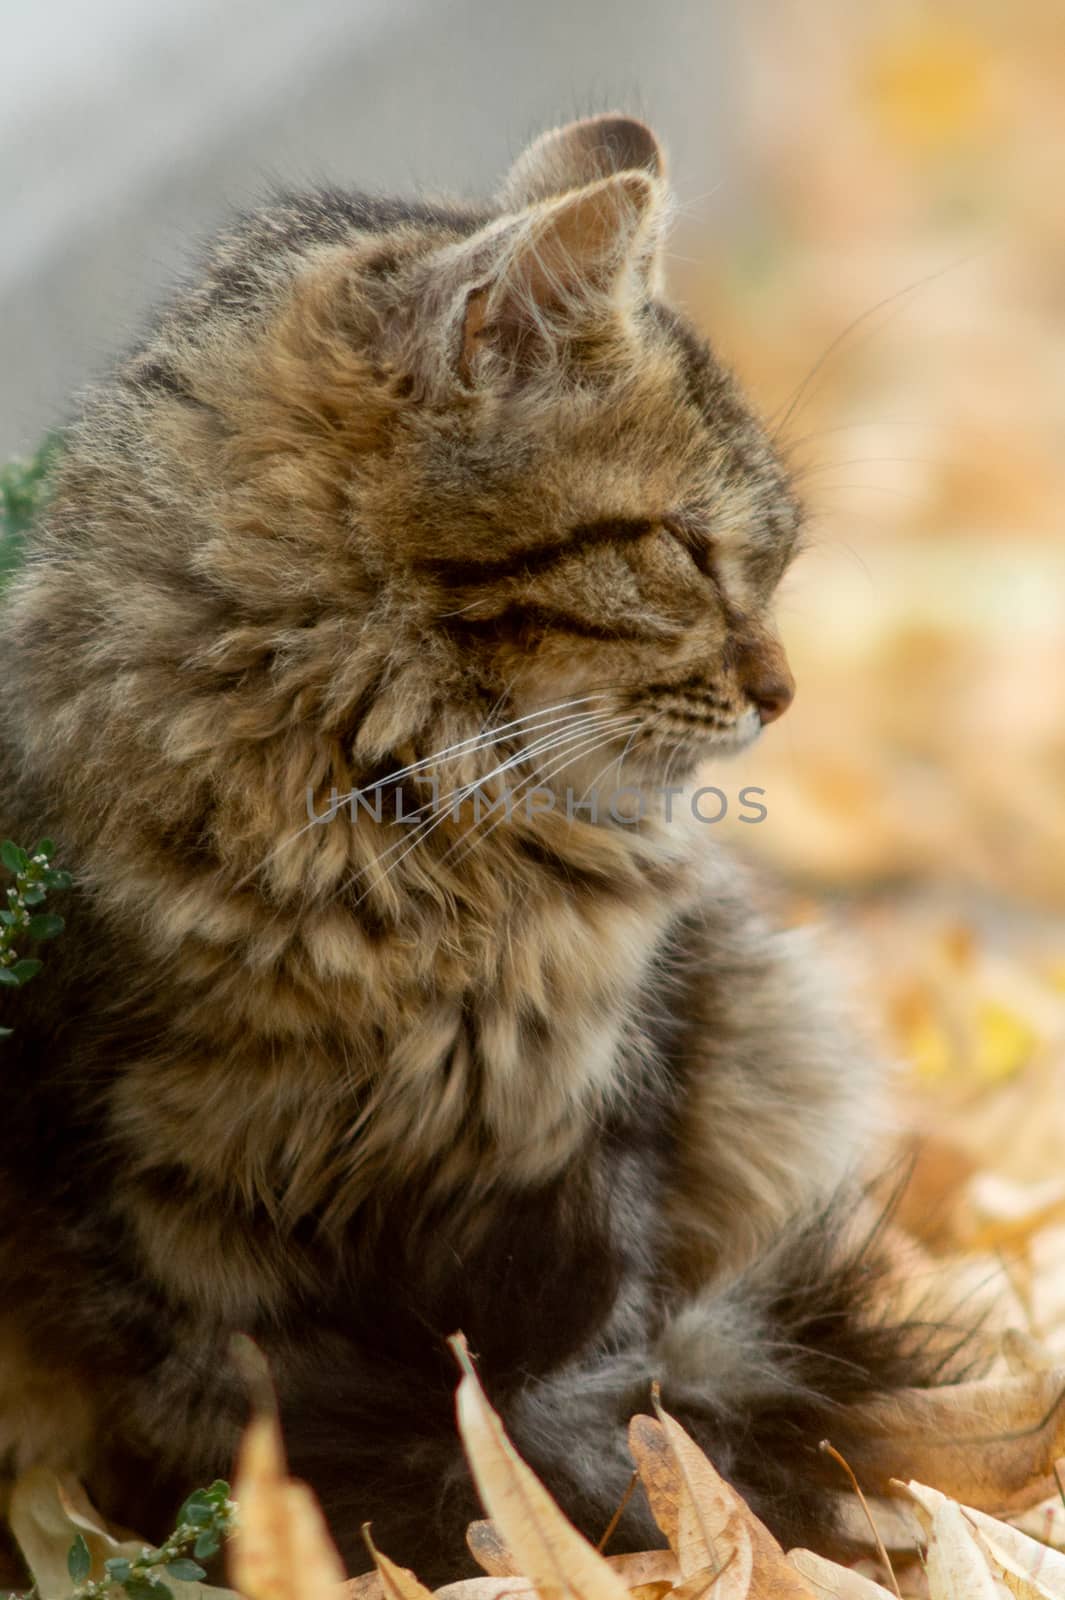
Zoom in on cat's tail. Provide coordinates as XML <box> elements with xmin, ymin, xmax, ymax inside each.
<box><xmin>504</xmin><ymin>1192</ymin><xmax>972</xmax><ymax>1558</ymax></box>
<box><xmin>279</xmin><ymin>1194</ymin><xmax>970</xmax><ymax>1581</ymax></box>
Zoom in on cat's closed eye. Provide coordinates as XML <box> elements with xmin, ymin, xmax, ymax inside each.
<box><xmin>661</xmin><ymin>515</ymin><xmax>718</xmax><ymax>580</ymax></box>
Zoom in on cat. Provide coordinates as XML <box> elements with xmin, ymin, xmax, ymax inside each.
<box><xmin>0</xmin><ymin>114</ymin><xmax>944</xmax><ymax>1581</ymax></box>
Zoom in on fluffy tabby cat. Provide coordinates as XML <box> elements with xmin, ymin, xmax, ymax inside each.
<box><xmin>0</xmin><ymin>117</ymin><xmax>943</xmax><ymax>1578</ymax></box>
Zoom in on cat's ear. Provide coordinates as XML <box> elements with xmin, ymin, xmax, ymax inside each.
<box><xmin>443</xmin><ymin>170</ymin><xmax>666</xmax><ymax>384</ymax></box>
<box><xmin>499</xmin><ymin>114</ymin><xmax>666</xmax><ymax>208</ymax></box>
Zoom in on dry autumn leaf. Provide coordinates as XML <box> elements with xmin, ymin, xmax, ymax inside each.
<box><xmin>465</xmin><ymin>1520</ymin><xmax>521</xmax><ymax>1577</ymax></box>
<box><xmin>229</xmin><ymin>1391</ymin><xmax>347</xmax><ymax>1600</ymax></box>
<box><xmin>855</xmin><ymin>1367</ymin><xmax>1065</xmax><ymax>1512</ymax></box>
<box><xmin>628</xmin><ymin>1404</ymin><xmax>820</xmax><ymax>1599</ymax></box>
<box><xmin>626</xmin><ymin>1417</ymin><xmax>681</xmax><ymax>1556</ymax></box>
<box><xmin>361</xmin><ymin>1529</ymin><xmax>434</xmax><ymax>1600</ymax></box>
<box><xmin>902</xmin><ymin>1481</ymin><xmax>1065</xmax><ymax>1598</ymax></box>
<box><xmin>342</xmin><ymin>1575</ymin><xmax>386</xmax><ymax>1600</ymax></box>
<box><xmin>432</xmin><ymin>1581</ymin><xmax>537</xmax><ymax>1600</ymax></box>
<box><xmin>922</xmin><ymin>1498</ymin><xmax>1001</xmax><ymax>1600</ymax></box>
<box><xmin>626</xmin><ymin>1411</ymin><xmax>737</xmax><ymax>1583</ymax></box>
<box><xmin>786</xmin><ymin>1549</ymin><xmax>896</xmax><ymax>1599</ymax></box>
<box><xmin>604</xmin><ymin>1552</ymin><xmax>682</xmax><ymax>1589</ymax></box>
<box><xmin>973</xmin><ymin>1528</ymin><xmax>1062</xmax><ymax>1600</ymax></box>
<box><xmin>450</xmin><ymin>1334</ymin><xmax>631</xmax><ymax>1600</ymax></box>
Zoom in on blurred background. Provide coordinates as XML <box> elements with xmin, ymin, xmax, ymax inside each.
<box><xmin>4</xmin><ymin>0</ymin><xmax>1065</xmax><ymax>1336</ymax></box>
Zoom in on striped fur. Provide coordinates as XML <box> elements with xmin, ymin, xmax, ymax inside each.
<box><xmin>0</xmin><ymin>116</ymin><xmax>942</xmax><ymax>1578</ymax></box>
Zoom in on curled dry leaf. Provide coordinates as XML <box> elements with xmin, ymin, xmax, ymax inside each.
<box><xmin>626</xmin><ymin>1416</ymin><xmax>681</xmax><ymax>1555</ymax></box>
<box><xmin>432</xmin><ymin>1581</ymin><xmax>537</xmax><ymax>1600</ymax></box>
<box><xmin>627</xmin><ymin>1411</ymin><xmax>738</xmax><ymax>1583</ymax></box>
<box><xmin>465</xmin><ymin>1519</ymin><xmax>521</xmax><ymax>1577</ymax></box>
<box><xmin>604</xmin><ymin>1552</ymin><xmax>681</xmax><ymax>1589</ymax></box>
<box><xmin>901</xmin><ymin>1481</ymin><xmax>1065</xmax><ymax>1598</ymax></box>
<box><xmin>833</xmin><ymin>1494</ymin><xmax>924</xmax><ymax>1555</ymax></box>
<box><xmin>786</xmin><ymin>1549</ymin><xmax>896</xmax><ymax>1599</ymax></box>
<box><xmin>975</xmin><ymin>1530</ymin><xmax>1062</xmax><ymax>1600</ymax></box>
<box><xmin>229</xmin><ymin>1406</ymin><xmax>346</xmax><ymax>1600</ymax></box>
<box><xmin>855</xmin><ymin>1367</ymin><xmax>1065</xmax><ymax>1512</ymax></box>
<box><xmin>1010</xmin><ymin>1499</ymin><xmax>1065</xmax><ymax>1558</ymax></box>
<box><xmin>361</xmin><ymin>1528</ymin><xmax>434</xmax><ymax>1600</ymax></box>
<box><xmin>450</xmin><ymin>1334</ymin><xmax>630</xmax><ymax>1600</ymax></box>
<box><xmin>628</xmin><ymin>1405</ymin><xmax>819</xmax><ymax>1599</ymax></box>
<box><xmin>922</xmin><ymin>1498</ymin><xmax>1002</xmax><ymax>1600</ymax></box>
<box><xmin>342</xmin><ymin>1575</ymin><xmax>386</xmax><ymax>1600</ymax></box>
<box><xmin>1004</xmin><ymin>1329</ymin><xmax>1059</xmax><ymax>1377</ymax></box>
<box><xmin>666</xmin><ymin>1565</ymin><xmax>729</xmax><ymax>1600</ymax></box>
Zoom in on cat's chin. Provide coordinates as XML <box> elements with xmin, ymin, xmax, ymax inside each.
<box><xmin>698</xmin><ymin>707</ymin><xmax>765</xmax><ymax>757</ymax></box>
<box><xmin>648</xmin><ymin>707</ymin><xmax>765</xmax><ymax>773</ymax></box>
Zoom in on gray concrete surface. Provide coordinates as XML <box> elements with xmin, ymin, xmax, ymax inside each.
<box><xmin>0</xmin><ymin>0</ymin><xmax>738</xmax><ymax>456</ymax></box>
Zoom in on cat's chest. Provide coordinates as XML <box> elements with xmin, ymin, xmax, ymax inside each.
<box><xmin>109</xmin><ymin>890</ymin><xmax>679</xmax><ymax>1320</ymax></box>
<box><xmin>394</xmin><ymin>980</ymin><xmax>637</xmax><ymax>1184</ymax></box>
<box><xmin>343</xmin><ymin>879</ymin><xmax>674</xmax><ymax>1157</ymax></box>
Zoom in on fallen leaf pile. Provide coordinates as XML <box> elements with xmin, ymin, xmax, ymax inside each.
<box><xmin>9</xmin><ymin>1324</ymin><xmax>1065</xmax><ymax>1600</ymax></box>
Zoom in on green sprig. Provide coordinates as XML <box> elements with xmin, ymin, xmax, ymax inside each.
<box><xmin>61</xmin><ymin>1481</ymin><xmax>235</xmax><ymax>1600</ymax></box>
<box><xmin>0</xmin><ymin>436</ymin><xmax>61</xmax><ymax>585</ymax></box>
<box><xmin>0</xmin><ymin>838</ymin><xmax>71</xmax><ymax>1035</ymax></box>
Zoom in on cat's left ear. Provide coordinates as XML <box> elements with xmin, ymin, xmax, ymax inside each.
<box><xmin>498</xmin><ymin>113</ymin><xmax>669</xmax><ymax>302</ymax></box>
<box><xmin>430</xmin><ymin>174</ymin><xmax>667</xmax><ymax>389</ymax></box>
<box><xmin>457</xmin><ymin>170</ymin><xmax>664</xmax><ymax>377</ymax></box>
<box><xmin>499</xmin><ymin>113</ymin><xmax>666</xmax><ymax>208</ymax></box>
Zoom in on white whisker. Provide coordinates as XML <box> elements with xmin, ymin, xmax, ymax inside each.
<box><xmin>350</xmin><ymin>714</ymin><xmax>632</xmax><ymax>904</ymax></box>
<box><xmin>442</xmin><ymin>719</ymin><xmax>641</xmax><ymax>870</ymax></box>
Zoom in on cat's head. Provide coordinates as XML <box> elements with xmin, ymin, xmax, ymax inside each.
<box><xmin>2</xmin><ymin>115</ymin><xmax>805</xmax><ymax>932</ymax></box>
<box><xmin>329</xmin><ymin>115</ymin><xmax>799</xmax><ymax>792</ymax></box>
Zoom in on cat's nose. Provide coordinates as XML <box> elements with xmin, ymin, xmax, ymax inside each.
<box><xmin>731</xmin><ymin>626</ymin><xmax>795</xmax><ymax>725</ymax></box>
<box><xmin>749</xmin><ymin>672</ymin><xmax>795</xmax><ymax>725</ymax></box>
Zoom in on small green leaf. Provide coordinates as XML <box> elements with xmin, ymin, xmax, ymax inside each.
<box><xmin>165</xmin><ymin>1560</ymin><xmax>206</xmax><ymax>1582</ymax></box>
<box><xmin>206</xmin><ymin>1480</ymin><xmax>230</xmax><ymax>1500</ymax></box>
<box><xmin>68</xmin><ymin>1533</ymin><xmax>91</xmax><ymax>1585</ymax></box>
<box><xmin>104</xmin><ymin>1559</ymin><xmax>131</xmax><ymax>1583</ymax></box>
<box><xmin>21</xmin><ymin>884</ymin><xmax>46</xmax><ymax>906</ymax></box>
<box><xmin>27</xmin><ymin>913</ymin><xmax>64</xmax><ymax>941</ymax></box>
<box><xmin>1</xmin><ymin>841</ymin><xmax>29</xmax><ymax>875</ymax></box>
<box><xmin>32</xmin><ymin>838</ymin><xmax>55</xmax><ymax>860</ymax></box>
<box><xmin>192</xmin><ymin>1532</ymin><xmax>219</xmax><ymax>1561</ymax></box>
<box><xmin>124</xmin><ymin>1579</ymin><xmax>171</xmax><ymax>1600</ymax></box>
<box><xmin>0</xmin><ymin>909</ymin><xmax>18</xmax><ymax>925</ymax></box>
<box><xmin>44</xmin><ymin>868</ymin><xmax>72</xmax><ymax>890</ymax></box>
<box><xmin>0</xmin><ymin>967</ymin><xmax>21</xmax><ymax>988</ymax></box>
<box><xmin>12</xmin><ymin>959</ymin><xmax>42</xmax><ymax>983</ymax></box>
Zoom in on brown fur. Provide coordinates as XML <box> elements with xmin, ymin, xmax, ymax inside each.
<box><xmin>0</xmin><ymin>117</ymin><xmax>934</xmax><ymax>1578</ymax></box>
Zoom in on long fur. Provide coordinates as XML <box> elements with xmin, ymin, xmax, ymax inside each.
<box><xmin>0</xmin><ymin>114</ymin><xmax>957</xmax><ymax>1579</ymax></box>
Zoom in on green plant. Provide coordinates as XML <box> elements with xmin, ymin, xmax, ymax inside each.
<box><xmin>0</xmin><ymin>839</ymin><xmax>71</xmax><ymax>1035</ymax></box>
<box><xmin>1</xmin><ymin>440</ymin><xmax>68</xmax><ymax>1038</ymax></box>
<box><xmin>64</xmin><ymin>1481</ymin><xmax>236</xmax><ymax>1600</ymax></box>
<box><xmin>0</xmin><ymin>436</ymin><xmax>60</xmax><ymax>586</ymax></box>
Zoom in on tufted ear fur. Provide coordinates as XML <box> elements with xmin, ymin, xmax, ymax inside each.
<box><xmin>499</xmin><ymin>113</ymin><xmax>666</xmax><ymax>208</ymax></box>
<box><xmin>429</xmin><ymin>169</ymin><xmax>666</xmax><ymax>387</ymax></box>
